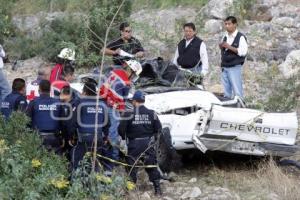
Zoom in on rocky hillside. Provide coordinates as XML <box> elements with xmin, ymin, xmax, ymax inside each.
<box><xmin>130</xmin><ymin>0</ymin><xmax>300</xmax><ymax>110</ymax></box>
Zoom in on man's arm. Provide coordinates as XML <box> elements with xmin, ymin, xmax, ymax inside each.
<box><xmin>219</xmin><ymin>36</ymin><xmax>247</xmax><ymax>56</ymax></box>
<box><xmin>153</xmin><ymin>112</ymin><xmax>162</xmax><ymax>136</ymax></box>
<box><xmin>26</xmin><ymin>101</ymin><xmax>34</xmax><ymax>128</ymax></box>
<box><xmin>103</xmin><ymin>48</ymin><xmax>120</xmax><ymax>56</ymax></box>
<box><xmin>0</xmin><ymin>45</ymin><xmax>5</xmax><ymax>58</ymax></box>
<box><xmin>134</xmin><ymin>39</ymin><xmax>145</xmax><ymax>58</ymax></box>
<box><xmin>199</xmin><ymin>42</ymin><xmax>209</xmax><ymax>76</ymax></box>
<box><xmin>172</xmin><ymin>47</ymin><xmax>179</xmax><ymax>67</ymax></box>
<box><xmin>16</xmin><ymin>96</ymin><xmax>28</xmax><ymax>112</ymax></box>
<box><xmin>237</xmin><ymin>36</ymin><xmax>248</xmax><ymax>57</ymax></box>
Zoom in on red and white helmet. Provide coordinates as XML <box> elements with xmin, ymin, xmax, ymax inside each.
<box><xmin>58</xmin><ymin>48</ymin><xmax>75</xmax><ymax>61</ymax></box>
<box><xmin>124</xmin><ymin>60</ymin><xmax>142</xmax><ymax>76</ymax></box>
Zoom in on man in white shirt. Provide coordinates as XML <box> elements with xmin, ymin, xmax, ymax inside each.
<box><xmin>219</xmin><ymin>16</ymin><xmax>248</xmax><ymax>99</ymax></box>
<box><xmin>173</xmin><ymin>22</ymin><xmax>209</xmax><ymax>77</ymax></box>
<box><xmin>0</xmin><ymin>44</ymin><xmax>11</xmax><ymax>100</ymax></box>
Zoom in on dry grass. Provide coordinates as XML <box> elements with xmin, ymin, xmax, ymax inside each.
<box><xmin>206</xmin><ymin>158</ymin><xmax>300</xmax><ymax>200</ymax></box>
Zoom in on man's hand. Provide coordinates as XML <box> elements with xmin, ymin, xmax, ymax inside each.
<box><xmin>201</xmin><ymin>70</ymin><xmax>208</xmax><ymax>77</ymax></box>
<box><xmin>219</xmin><ymin>42</ymin><xmax>231</xmax><ymax>49</ymax></box>
<box><xmin>134</xmin><ymin>51</ymin><xmax>144</xmax><ymax>58</ymax></box>
<box><xmin>114</xmin><ymin>48</ymin><xmax>121</xmax><ymax>55</ymax></box>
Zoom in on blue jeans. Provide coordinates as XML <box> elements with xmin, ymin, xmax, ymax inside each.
<box><xmin>188</xmin><ymin>65</ymin><xmax>202</xmax><ymax>74</ymax></box>
<box><xmin>0</xmin><ymin>68</ymin><xmax>11</xmax><ymax>100</ymax></box>
<box><xmin>221</xmin><ymin>65</ymin><xmax>244</xmax><ymax>99</ymax></box>
<box><xmin>105</xmin><ymin>106</ymin><xmax>120</xmax><ymax>170</ymax></box>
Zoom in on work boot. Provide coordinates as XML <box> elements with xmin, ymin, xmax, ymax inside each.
<box><xmin>153</xmin><ymin>180</ymin><xmax>162</xmax><ymax>196</ymax></box>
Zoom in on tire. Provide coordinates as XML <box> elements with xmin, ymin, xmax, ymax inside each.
<box><xmin>156</xmin><ymin>127</ymin><xmax>182</xmax><ymax>173</ymax></box>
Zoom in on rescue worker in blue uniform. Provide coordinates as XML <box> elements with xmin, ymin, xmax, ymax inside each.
<box><xmin>119</xmin><ymin>90</ymin><xmax>162</xmax><ymax>196</ymax></box>
<box><xmin>26</xmin><ymin>80</ymin><xmax>62</xmax><ymax>153</ymax></box>
<box><xmin>1</xmin><ymin>78</ymin><xmax>27</xmax><ymax>119</ymax></box>
<box><xmin>71</xmin><ymin>82</ymin><xmax>109</xmax><ymax>171</ymax></box>
<box><xmin>60</xmin><ymin>85</ymin><xmax>80</xmax><ymax>160</ymax></box>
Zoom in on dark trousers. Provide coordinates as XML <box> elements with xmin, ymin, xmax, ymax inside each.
<box><xmin>71</xmin><ymin>136</ymin><xmax>102</xmax><ymax>171</ymax></box>
<box><xmin>41</xmin><ymin>134</ymin><xmax>63</xmax><ymax>154</ymax></box>
<box><xmin>126</xmin><ymin>138</ymin><xmax>160</xmax><ymax>183</ymax></box>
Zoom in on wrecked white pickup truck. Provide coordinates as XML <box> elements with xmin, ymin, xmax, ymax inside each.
<box><xmin>71</xmin><ymin>58</ymin><xmax>299</xmax><ymax>172</ymax></box>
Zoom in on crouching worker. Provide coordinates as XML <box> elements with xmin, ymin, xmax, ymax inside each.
<box><xmin>26</xmin><ymin>80</ymin><xmax>63</xmax><ymax>153</ymax></box>
<box><xmin>71</xmin><ymin>82</ymin><xmax>109</xmax><ymax>171</ymax></box>
<box><xmin>119</xmin><ymin>90</ymin><xmax>162</xmax><ymax>196</ymax></box>
<box><xmin>1</xmin><ymin>78</ymin><xmax>27</xmax><ymax>119</ymax></box>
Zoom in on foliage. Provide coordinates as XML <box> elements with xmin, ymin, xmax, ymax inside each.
<box><xmin>263</xmin><ymin>75</ymin><xmax>299</xmax><ymax>112</ymax></box>
<box><xmin>3</xmin><ymin>0</ymin><xmax>132</xmax><ymax>66</ymax></box>
<box><xmin>0</xmin><ymin>112</ymin><xmax>126</xmax><ymax>199</ymax></box>
<box><xmin>246</xmin><ymin>65</ymin><xmax>299</xmax><ymax>112</ymax></box>
<box><xmin>0</xmin><ymin>0</ymin><xmax>18</xmax><ymax>43</ymax></box>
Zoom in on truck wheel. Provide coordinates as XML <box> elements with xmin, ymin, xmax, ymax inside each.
<box><xmin>156</xmin><ymin>127</ymin><xmax>181</xmax><ymax>172</ymax></box>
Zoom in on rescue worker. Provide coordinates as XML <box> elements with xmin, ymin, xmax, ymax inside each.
<box><xmin>26</xmin><ymin>65</ymin><xmax>52</xmax><ymax>101</ymax></box>
<box><xmin>50</xmin><ymin>48</ymin><xmax>75</xmax><ymax>84</ymax></box>
<box><xmin>26</xmin><ymin>80</ymin><xmax>62</xmax><ymax>153</ymax></box>
<box><xmin>119</xmin><ymin>90</ymin><xmax>162</xmax><ymax>196</ymax></box>
<box><xmin>1</xmin><ymin>78</ymin><xmax>27</xmax><ymax>119</ymax></box>
<box><xmin>71</xmin><ymin>82</ymin><xmax>109</xmax><ymax>171</ymax></box>
<box><xmin>60</xmin><ymin>85</ymin><xmax>80</xmax><ymax>160</ymax></box>
<box><xmin>51</xmin><ymin>63</ymin><xmax>75</xmax><ymax>97</ymax></box>
<box><xmin>99</xmin><ymin>59</ymin><xmax>142</xmax><ymax>174</ymax></box>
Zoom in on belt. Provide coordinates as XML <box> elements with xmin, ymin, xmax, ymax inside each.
<box><xmin>78</xmin><ymin>133</ymin><xmax>100</xmax><ymax>143</ymax></box>
<box><xmin>39</xmin><ymin>132</ymin><xmax>57</xmax><ymax>137</ymax></box>
<box><xmin>129</xmin><ymin>137</ymin><xmax>151</xmax><ymax>141</ymax></box>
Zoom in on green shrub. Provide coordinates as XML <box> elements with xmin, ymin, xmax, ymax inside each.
<box><xmin>0</xmin><ymin>113</ymin><xmax>127</xmax><ymax>199</ymax></box>
<box><xmin>4</xmin><ymin>0</ymin><xmax>132</xmax><ymax>67</ymax></box>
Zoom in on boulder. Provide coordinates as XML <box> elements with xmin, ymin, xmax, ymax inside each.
<box><xmin>278</xmin><ymin>50</ymin><xmax>300</xmax><ymax>78</ymax></box>
<box><xmin>202</xmin><ymin>0</ymin><xmax>233</xmax><ymax>20</ymax></box>
<box><xmin>204</xmin><ymin>19</ymin><xmax>223</xmax><ymax>34</ymax></box>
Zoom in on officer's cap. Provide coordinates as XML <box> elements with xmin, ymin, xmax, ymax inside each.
<box><xmin>132</xmin><ymin>90</ymin><xmax>145</xmax><ymax>102</ymax></box>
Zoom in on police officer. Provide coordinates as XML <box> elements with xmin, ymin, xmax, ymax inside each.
<box><xmin>26</xmin><ymin>80</ymin><xmax>62</xmax><ymax>153</ymax></box>
<box><xmin>60</xmin><ymin>85</ymin><xmax>80</xmax><ymax>160</ymax></box>
<box><xmin>71</xmin><ymin>82</ymin><xmax>109</xmax><ymax>171</ymax></box>
<box><xmin>119</xmin><ymin>90</ymin><xmax>162</xmax><ymax>196</ymax></box>
<box><xmin>1</xmin><ymin>78</ymin><xmax>27</xmax><ymax>119</ymax></box>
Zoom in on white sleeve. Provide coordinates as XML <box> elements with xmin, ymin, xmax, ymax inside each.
<box><xmin>237</xmin><ymin>36</ymin><xmax>248</xmax><ymax>57</ymax></box>
<box><xmin>0</xmin><ymin>45</ymin><xmax>5</xmax><ymax>58</ymax></box>
<box><xmin>200</xmin><ymin>42</ymin><xmax>209</xmax><ymax>75</ymax></box>
<box><xmin>173</xmin><ymin>47</ymin><xmax>179</xmax><ymax>67</ymax></box>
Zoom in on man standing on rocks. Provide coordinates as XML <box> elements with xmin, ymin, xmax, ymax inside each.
<box><xmin>0</xmin><ymin>44</ymin><xmax>11</xmax><ymax>101</ymax></box>
<box><xmin>219</xmin><ymin>16</ymin><xmax>248</xmax><ymax>99</ymax></box>
<box><xmin>173</xmin><ymin>22</ymin><xmax>209</xmax><ymax>78</ymax></box>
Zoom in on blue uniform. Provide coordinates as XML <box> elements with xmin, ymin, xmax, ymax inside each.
<box><xmin>1</xmin><ymin>91</ymin><xmax>27</xmax><ymax>119</ymax></box>
<box><xmin>61</xmin><ymin>92</ymin><xmax>80</xmax><ymax>159</ymax></box>
<box><xmin>26</xmin><ymin>94</ymin><xmax>62</xmax><ymax>152</ymax></box>
<box><xmin>71</xmin><ymin>98</ymin><xmax>109</xmax><ymax>170</ymax></box>
<box><xmin>119</xmin><ymin>105</ymin><xmax>162</xmax><ymax>183</ymax></box>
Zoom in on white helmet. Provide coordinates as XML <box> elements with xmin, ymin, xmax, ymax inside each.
<box><xmin>58</xmin><ymin>48</ymin><xmax>75</xmax><ymax>61</ymax></box>
<box><xmin>124</xmin><ymin>60</ymin><xmax>142</xmax><ymax>76</ymax></box>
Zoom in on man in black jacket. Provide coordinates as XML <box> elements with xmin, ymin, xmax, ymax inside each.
<box><xmin>119</xmin><ymin>90</ymin><xmax>162</xmax><ymax>196</ymax></box>
<box><xmin>173</xmin><ymin>22</ymin><xmax>209</xmax><ymax>78</ymax></box>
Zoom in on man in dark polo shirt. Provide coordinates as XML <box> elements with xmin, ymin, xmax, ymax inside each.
<box><xmin>104</xmin><ymin>22</ymin><xmax>144</xmax><ymax>67</ymax></box>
